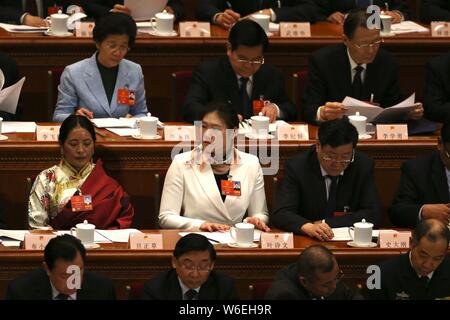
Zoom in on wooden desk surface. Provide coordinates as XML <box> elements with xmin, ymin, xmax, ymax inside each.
<box><xmin>2</xmin><ymin>229</ymin><xmax>439</xmax><ymax>299</ymax></box>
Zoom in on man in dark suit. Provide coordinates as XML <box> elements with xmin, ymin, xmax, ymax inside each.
<box><xmin>0</xmin><ymin>0</ymin><xmax>47</xmax><ymax>26</ymax></box>
<box><xmin>421</xmin><ymin>0</ymin><xmax>450</xmax><ymax>24</ymax></box>
<box><xmin>423</xmin><ymin>53</ymin><xmax>450</xmax><ymax>123</ymax></box>
<box><xmin>302</xmin><ymin>8</ymin><xmax>422</xmax><ymax>125</ymax></box>
<box><xmin>370</xmin><ymin>219</ymin><xmax>450</xmax><ymax>300</ymax></box>
<box><xmin>389</xmin><ymin>123</ymin><xmax>450</xmax><ymax>228</ymax></box>
<box><xmin>271</xmin><ymin>118</ymin><xmax>380</xmax><ymax>240</ymax></box>
<box><xmin>80</xmin><ymin>0</ymin><xmax>184</xmax><ymax>21</ymax></box>
<box><xmin>5</xmin><ymin>234</ymin><xmax>116</xmax><ymax>300</ymax></box>
<box><xmin>196</xmin><ymin>0</ymin><xmax>317</xmax><ymax>28</ymax></box>
<box><xmin>183</xmin><ymin>19</ymin><xmax>296</xmax><ymax>123</ymax></box>
<box><xmin>311</xmin><ymin>0</ymin><xmax>409</xmax><ymax>24</ymax></box>
<box><xmin>143</xmin><ymin>233</ymin><xmax>238</xmax><ymax>300</ymax></box>
<box><xmin>266</xmin><ymin>245</ymin><xmax>362</xmax><ymax>300</ymax></box>
<box><xmin>0</xmin><ymin>52</ymin><xmax>22</xmax><ymax>120</ymax></box>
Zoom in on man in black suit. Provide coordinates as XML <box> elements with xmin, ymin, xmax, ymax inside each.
<box><xmin>423</xmin><ymin>53</ymin><xmax>450</xmax><ymax>123</ymax></box>
<box><xmin>266</xmin><ymin>245</ymin><xmax>362</xmax><ymax>300</ymax></box>
<box><xmin>302</xmin><ymin>9</ymin><xmax>422</xmax><ymax>125</ymax></box>
<box><xmin>271</xmin><ymin>118</ymin><xmax>380</xmax><ymax>240</ymax></box>
<box><xmin>143</xmin><ymin>233</ymin><xmax>238</xmax><ymax>300</ymax></box>
<box><xmin>311</xmin><ymin>0</ymin><xmax>409</xmax><ymax>24</ymax></box>
<box><xmin>80</xmin><ymin>0</ymin><xmax>184</xmax><ymax>21</ymax></box>
<box><xmin>421</xmin><ymin>0</ymin><xmax>450</xmax><ymax>24</ymax></box>
<box><xmin>0</xmin><ymin>52</ymin><xmax>22</xmax><ymax>120</ymax></box>
<box><xmin>389</xmin><ymin>123</ymin><xmax>450</xmax><ymax>228</ymax></box>
<box><xmin>196</xmin><ymin>0</ymin><xmax>317</xmax><ymax>28</ymax></box>
<box><xmin>183</xmin><ymin>19</ymin><xmax>296</xmax><ymax>123</ymax></box>
<box><xmin>370</xmin><ymin>219</ymin><xmax>450</xmax><ymax>300</ymax></box>
<box><xmin>0</xmin><ymin>0</ymin><xmax>47</xmax><ymax>26</ymax></box>
<box><xmin>5</xmin><ymin>234</ymin><xmax>116</xmax><ymax>300</ymax></box>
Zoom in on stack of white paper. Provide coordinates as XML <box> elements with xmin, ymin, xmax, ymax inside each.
<box><xmin>2</xmin><ymin>122</ymin><xmax>37</xmax><ymax>133</ymax></box>
<box><xmin>238</xmin><ymin>120</ymin><xmax>289</xmax><ymax>134</ymax></box>
<box><xmin>0</xmin><ymin>23</ymin><xmax>47</xmax><ymax>33</ymax></box>
<box><xmin>95</xmin><ymin>229</ymin><xmax>142</xmax><ymax>243</ymax></box>
<box><xmin>0</xmin><ymin>229</ymin><xmax>30</xmax><ymax>241</ymax></box>
<box><xmin>91</xmin><ymin>117</ymin><xmax>137</xmax><ymax>128</ymax></box>
<box><xmin>391</xmin><ymin>21</ymin><xmax>429</xmax><ymax>34</ymax></box>
<box><xmin>343</xmin><ymin>93</ymin><xmax>419</xmax><ymax>123</ymax></box>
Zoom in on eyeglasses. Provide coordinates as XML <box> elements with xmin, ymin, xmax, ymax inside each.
<box><xmin>104</xmin><ymin>42</ymin><xmax>130</xmax><ymax>53</ymax></box>
<box><xmin>322</xmin><ymin>150</ymin><xmax>355</xmax><ymax>164</ymax></box>
<box><xmin>353</xmin><ymin>38</ymin><xmax>383</xmax><ymax>50</ymax></box>
<box><xmin>235</xmin><ymin>57</ymin><xmax>265</xmax><ymax>65</ymax></box>
<box><xmin>180</xmin><ymin>263</ymin><xmax>212</xmax><ymax>273</ymax></box>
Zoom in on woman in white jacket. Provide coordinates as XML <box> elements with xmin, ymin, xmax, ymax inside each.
<box><xmin>159</xmin><ymin>101</ymin><xmax>270</xmax><ymax>232</ymax></box>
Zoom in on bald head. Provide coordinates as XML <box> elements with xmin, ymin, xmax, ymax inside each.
<box><xmin>297</xmin><ymin>245</ymin><xmax>337</xmax><ymax>280</ymax></box>
<box><xmin>413</xmin><ymin>219</ymin><xmax>450</xmax><ymax>247</ymax></box>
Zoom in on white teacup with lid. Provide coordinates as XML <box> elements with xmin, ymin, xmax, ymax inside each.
<box><xmin>70</xmin><ymin>220</ymin><xmax>95</xmax><ymax>245</ymax></box>
<box><xmin>348</xmin><ymin>219</ymin><xmax>374</xmax><ymax>246</ymax></box>
<box><xmin>150</xmin><ymin>10</ymin><xmax>175</xmax><ymax>35</ymax></box>
<box><xmin>251</xmin><ymin>112</ymin><xmax>270</xmax><ymax>138</ymax></box>
<box><xmin>138</xmin><ymin>112</ymin><xmax>159</xmax><ymax>138</ymax></box>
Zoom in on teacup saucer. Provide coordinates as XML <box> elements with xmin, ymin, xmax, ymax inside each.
<box><xmin>245</xmin><ymin>133</ymin><xmax>275</xmax><ymax>140</ymax></box>
<box><xmin>83</xmin><ymin>243</ymin><xmax>100</xmax><ymax>249</ymax></box>
<box><xmin>347</xmin><ymin>241</ymin><xmax>377</xmax><ymax>248</ymax></box>
<box><xmin>358</xmin><ymin>134</ymin><xmax>372</xmax><ymax>140</ymax></box>
<box><xmin>147</xmin><ymin>30</ymin><xmax>177</xmax><ymax>37</ymax></box>
<box><xmin>44</xmin><ymin>30</ymin><xmax>73</xmax><ymax>37</ymax></box>
<box><xmin>0</xmin><ymin>135</ymin><xmax>8</xmax><ymax>141</ymax></box>
<box><xmin>131</xmin><ymin>134</ymin><xmax>161</xmax><ymax>140</ymax></box>
<box><xmin>227</xmin><ymin>242</ymin><xmax>258</xmax><ymax>248</ymax></box>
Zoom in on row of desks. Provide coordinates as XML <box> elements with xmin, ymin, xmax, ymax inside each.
<box><xmin>0</xmin><ymin>123</ymin><xmax>438</xmax><ymax>230</ymax></box>
<box><xmin>0</xmin><ymin>22</ymin><xmax>448</xmax><ymax>122</ymax></box>
<box><xmin>1</xmin><ymin>229</ymin><xmax>442</xmax><ymax>300</ymax></box>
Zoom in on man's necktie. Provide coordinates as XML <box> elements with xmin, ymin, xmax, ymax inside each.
<box><xmin>351</xmin><ymin>65</ymin><xmax>364</xmax><ymax>100</ymax></box>
<box><xmin>239</xmin><ymin>77</ymin><xmax>252</xmax><ymax>119</ymax></box>
<box><xmin>184</xmin><ymin>289</ymin><xmax>198</xmax><ymax>300</ymax></box>
<box><xmin>325</xmin><ymin>175</ymin><xmax>338</xmax><ymax>217</ymax></box>
<box><xmin>55</xmin><ymin>293</ymin><xmax>70</xmax><ymax>300</ymax></box>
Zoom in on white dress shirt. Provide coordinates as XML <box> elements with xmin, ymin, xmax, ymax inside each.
<box><xmin>51</xmin><ymin>282</ymin><xmax>77</xmax><ymax>300</ymax></box>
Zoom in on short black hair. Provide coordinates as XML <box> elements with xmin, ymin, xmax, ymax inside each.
<box><xmin>228</xmin><ymin>19</ymin><xmax>269</xmax><ymax>52</ymax></box>
<box><xmin>93</xmin><ymin>12</ymin><xmax>137</xmax><ymax>48</ymax></box>
<box><xmin>297</xmin><ymin>245</ymin><xmax>336</xmax><ymax>280</ymax></box>
<box><xmin>441</xmin><ymin>123</ymin><xmax>450</xmax><ymax>144</ymax></box>
<box><xmin>344</xmin><ymin>8</ymin><xmax>376</xmax><ymax>39</ymax></box>
<box><xmin>199</xmin><ymin>101</ymin><xmax>240</xmax><ymax>129</ymax></box>
<box><xmin>318</xmin><ymin>118</ymin><xmax>359</xmax><ymax>148</ymax></box>
<box><xmin>44</xmin><ymin>234</ymin><xmax>86</xmax><ymax>270</ymax></box>
<box><xmin>173</xmin><ymin>234</ymin><xmax>216</xmax><ymax>261</ymax></box>
<box><xmin>412</xmin><ymin>219</ymin><xmax>450</xmax><ymax>248</ymax></box>
<box><xmin>59</xmin><ymin>114</ymin><xmax>96</xmax><ymax>145</ymax></box>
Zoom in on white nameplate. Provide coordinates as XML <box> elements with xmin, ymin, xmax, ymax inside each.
<box><xmin>431</xmin><ymin>22</ymin><xmax>450</xmax><ymax>37</ymax></box>
<box><xmin>376</xmin><ymin>124</ymin><xmax>408</xmax><ymax>140</ymax></box>
<box><xmin>75</xmin><ymin>21</ymin><xmax>95</xmax><ymax>38</ymax></box>
<box><xmin>36</xmin><ymin>126</ymin><xmax>60</xmax><ymax>141</ymax></box>
<box><xmin>280</xmin><ymin>22</ymin><xmax>311</xmax><ymax>37</ymax></box>
<box><xmin>24</xmin><ymin>234</ymin><xmax>57</xmax><ymax>250</ymax></box>
<box><xmin>260</xmin><ymin>232</ymin><xmax>294</xmax><ymax>249</ymax></box>
<box><xmin>164</xmin><ymin>125</ymin><xmax>195</xmax><ymax>141</ymax></box>
<box><xmin>379</xmin><ymin>230</ymin><xmax>411</xmax><ymax>249</ymax></box>
<box><xmin>129</xmin><ymin>232</ymin><xmax>163</xmax><ymax>250</ymax></box>
<box><xmin>277</xmin><ymin>124</ymin><xmax>309</xmax><ymax>141</ymax></box>
<box><xmin>179</xmin><ymin>22</ymin><xmax>211</xmax><ymax>37</ymax></box>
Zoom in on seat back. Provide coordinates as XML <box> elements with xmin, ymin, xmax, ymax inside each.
<box><xmin>248</xmin><ymin>282</ymin><xmax>272</xmax><ymax>300</ymax></box>
<box><xmin>125</xmin><ymin>283</ymin><xmax>144</xmax><ymax>300</ymax></box>
<box><xmin>170</xmin><ymin>70</ymin><xmax>193</xmax><ymax>121</ymax></box>
<box><xmin>292</xmin><ymin>70</ymin><xmax>308</xmax><ymax>121</ymax></box>
<box><xmin>47</xmin><ymin>67</ymin><xmax>65</xmax><ymax>121</ymax></box>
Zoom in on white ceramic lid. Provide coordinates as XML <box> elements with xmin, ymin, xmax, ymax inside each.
<box><xmin>251</xmin><ymin>112</ymin><xmax>269</xmax><ymax>122</ymax></box>
<box><xmin>140</xmin><ymin>113</ymin><xmax>158</xmax><ymax>122</ymax></box>
<box><xmin>348</xmin><ymin>111</ymin><xmax>367</xmax><ymax>121</ymax></box>
<box><xmin>156</xmin><ymin>10</ymin><xmax>174</xmax><ymax>19</ymax></box>
<box><xmin>52</xmin><ymin>10</ymin><xmax>69</xmax><ymax>19</ymax></box>
<box><xmin>354</xmin><ymin>219</ymin><xmax>373</xmax><ymax>228</ymax></box>
<box><xmin>76</xmin><ymin>219</ymin><xmax>95</xmax><ymax>229</ymax></box>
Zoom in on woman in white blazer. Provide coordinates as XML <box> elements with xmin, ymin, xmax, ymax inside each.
<box><xmin>53</xmin><ymin>12</ymin><xmax>148</xmax><ymax>122</ymax></box>
<box><xmin>159</xmin><ymin>101</ymin><xmax>270</xmax><ymax>232</ymax></box>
